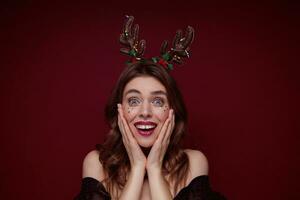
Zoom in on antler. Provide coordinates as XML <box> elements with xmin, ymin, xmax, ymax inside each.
<box><xmin>160</xmin><ymin>26</ymin><xmax>194</xmax><ymax>65</ymax></box>
<box><xmin>119</xmin><ymin>16</ymin><xmax>146</xmax><ymax>59</ymax></box>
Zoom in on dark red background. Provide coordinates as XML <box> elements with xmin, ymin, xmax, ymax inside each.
<box><xmin>1</xmin><ymin>1</ymin><xmax>299</xmax><ymax>199</ymax></box>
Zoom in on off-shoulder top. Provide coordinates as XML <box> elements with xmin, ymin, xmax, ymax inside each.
<box><xmin>74</xmin><ymin>175</ymin><xmax>226</xmax><ymax>200</ymax></box>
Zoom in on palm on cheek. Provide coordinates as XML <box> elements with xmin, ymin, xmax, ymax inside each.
<box><xmin>146</xmin><ymin>109</ymin><xmax>175</xmax><ymax>171</ymax></box>
<box><xmin>118</xmin><ymin>104</ymin><xmax>146</xmax><ymax>168</ymax></box>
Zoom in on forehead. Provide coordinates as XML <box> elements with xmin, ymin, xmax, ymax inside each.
<box><xmin>123</xmin><ymin>76</ymin><xmax>166</xmax><ymax>95</ymax></box>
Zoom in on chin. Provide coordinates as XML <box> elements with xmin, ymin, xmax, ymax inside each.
<box><xmin>139</xmin><ymin>143</ymin><xmax>153</xmax><ymax>148</ymax></box>
<box><xmin>136</xmin><ymin>139</ymin><xmax>155</xmax><ymax>148</ymax></box>
<box><xmin>132</xmin><ymin>129</ymin><xmax>158</xmax><ymax>148</ymax></box>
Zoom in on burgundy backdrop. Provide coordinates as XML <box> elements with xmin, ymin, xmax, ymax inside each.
<box><xmin>1</xmin><ymin>1</ymin><xmax>299</xmax><ymax>199</ymax></box>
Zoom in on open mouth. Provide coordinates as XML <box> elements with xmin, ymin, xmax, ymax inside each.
<box><xmin>134</xmin><ymin>122</ymin><xmax>157</xmax><ymax>137</ymax></box>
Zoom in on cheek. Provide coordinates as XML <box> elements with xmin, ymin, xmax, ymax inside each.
<box><xmin>153</xmin><ymin>105</ymin><xmax>169</xmax><ymax>121</ymax></box>
<box><xmin>123</xmin><ymin>105</ymin><xmax>139</xmax><ymax>122</ymax></box>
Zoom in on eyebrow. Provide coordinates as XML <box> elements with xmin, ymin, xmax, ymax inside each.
<box><xmin>124</xmin><ymin>89</ymin><xmax>167</xmax><ymax>96</ymax></box>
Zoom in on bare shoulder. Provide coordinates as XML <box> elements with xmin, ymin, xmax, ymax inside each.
<box><xmin>184</xmin><ymin>149</ymin><xmax>209</xmax><ymax>181</ymax></box>
<box><xmin>82</xmin><ymin>150</ymin><xmax>106</xmax><ymax>182</ymax></box>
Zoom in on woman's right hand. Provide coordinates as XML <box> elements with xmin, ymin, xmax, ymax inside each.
<box><xmin>117</xmin><ymin>104</ymin><xmax>147</xmax><ymax>169</ymax></box>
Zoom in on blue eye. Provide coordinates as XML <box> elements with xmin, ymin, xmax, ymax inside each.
<box><xmin>152</xmin><ymin>98</ymin><xmax>164</xmax><ymax>107</ymax></box>
<box><xmin>128</xmin><ymin>97</ymin><xmax>140</xmax><ymax>106</ymax></box>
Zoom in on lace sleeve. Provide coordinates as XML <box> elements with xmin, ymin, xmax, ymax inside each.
<box><xmin>74</xmin><ymin>177</ymin><xmax>111</xmax><ymax>200</ymax></box>
<box><xmin>173</xmin><ymin>176</ymin><xmax>226</xmax><ymax>200</ymax></box>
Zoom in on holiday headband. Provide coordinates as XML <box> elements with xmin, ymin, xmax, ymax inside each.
<box><xmin>119</xmin><ymin>15</ymin><xmax>194</xmax><ymax>71</ymax></box>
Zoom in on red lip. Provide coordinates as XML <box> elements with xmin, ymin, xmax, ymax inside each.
<box><xmin>134</xmin><ymin>121</ymin><xmax>157</xmax><ymax>126</ymax></box>
<box><xmin>134</xmin><ymin>121</ymin><xmax>157</xmax><ymax>137</ymax></box>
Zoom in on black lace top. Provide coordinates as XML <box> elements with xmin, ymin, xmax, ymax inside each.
<box><xmin>74</xmin><ymin>175</ymin><xmax>226</xmax><ymax>200</ymax></box>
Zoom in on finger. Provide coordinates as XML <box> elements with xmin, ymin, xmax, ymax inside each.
<box><xmin>156</xmin><ymin>109</ymin><xmax>172</xmax><ymax>144</ymax></box>
<box><xmin>118</xmin><ymin>104</ymin><xmax>135</xmax><ymax>141</ymax></box>
<box><xmin>171</xmin><ymin>110</ymin><xmax>175</xmax><ymax>133</ymax></box>
<box><xmin>118</xmin><ymin>112</ymin><xmax>129</xmax><ymax>144</ymax></box>
<box><xmin>118</xmin><ymin>107</ymin><xmax>135</xmax><ymax>157</ymax></box>
<box><xmin>118</xmin><ymin>104</ymin><xmax>131</xmax><ymax>144</ymax></box>
<box><xmin>163</xmin><ymin>110</ymin><xmax>174</xmax><ymax>144</ymax></box>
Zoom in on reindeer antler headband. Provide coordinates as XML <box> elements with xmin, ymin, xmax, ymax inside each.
<box><xmin>119</xmin><ymin>15</ymin><xmax>194</xmax><ymax>71</ymax></box>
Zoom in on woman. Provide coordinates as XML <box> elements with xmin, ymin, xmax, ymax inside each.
<box><xmin>75</xmin><ymin>16</ymin><xmax>226</xmax><ymax>200</ymax></box>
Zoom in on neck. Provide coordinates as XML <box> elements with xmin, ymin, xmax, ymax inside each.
<box><xmin>141</xmin><ymin>146</ymin><xmax>151</xmax><ymax>156</ymax></box>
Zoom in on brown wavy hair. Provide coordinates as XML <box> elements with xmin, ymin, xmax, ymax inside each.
<box><xmin>96</xmin><ymin>61</ymin><xmax>190</xmax><ymax>198</ymax></box>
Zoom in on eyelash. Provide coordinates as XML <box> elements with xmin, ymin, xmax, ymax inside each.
<box><xmin>152</xmin><ymin>97</ymin><xmax>164</xmax><ymax>106</ymax></box>
<box><xmin>127</xmin><ymin>97</ymin><xmax>165</xmax><ymax>107</ymax></box>
<box><xmin>128</xmin><ymin>97</ymin><xmax>141</xmax><ymax>106</ymax></box>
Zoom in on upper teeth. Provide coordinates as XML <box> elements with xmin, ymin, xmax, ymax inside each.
<box><xmin>136</xmin><ymin>125</ymin><xmax>155</xmax><ymax>130</ymax></box>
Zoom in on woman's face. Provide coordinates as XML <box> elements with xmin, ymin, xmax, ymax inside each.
<box><xmin>122</xmin><ymin>76</ymin><xmax>170</xmax><ymax>148</ymax></box>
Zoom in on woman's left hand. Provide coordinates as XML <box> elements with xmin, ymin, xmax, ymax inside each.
<box><xmin>146</xmin><ymin>109</ymin><xmax>175</xmax><ymax>172</ymax></box>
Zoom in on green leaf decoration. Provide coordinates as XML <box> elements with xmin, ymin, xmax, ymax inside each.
<box><xmin>167</xmin><ymin>63</ymin><xmax>174</xmax><ymax>70</ymax></box>
<box><xmin>162</xmin><ymin>53</ymin><xmax>171</xmax><ymax>61</ymax></box>
<box><xmin>152</xmin><ymin>57</ymin><xmax>158</xmax><ymax>63</ymax></box>
<box><xmin>129</xmin><ymin>49</ymin><xmax>137</xmax><ymax>57</ymax></box>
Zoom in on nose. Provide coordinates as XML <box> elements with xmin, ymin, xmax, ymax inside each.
<box><xmin>138</xmin><ymin>101</ymin><xmax>152</xmax><ymax>119</ymax></box>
